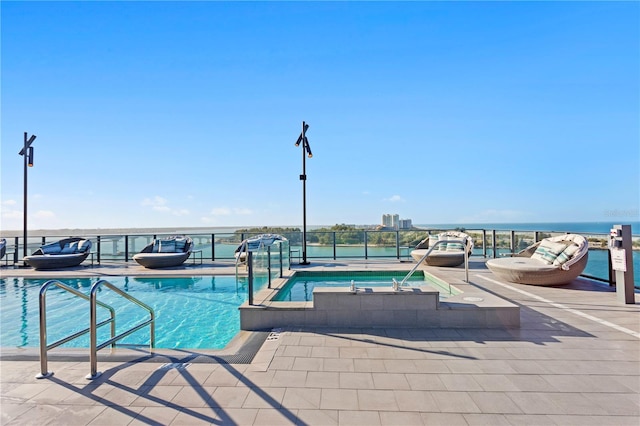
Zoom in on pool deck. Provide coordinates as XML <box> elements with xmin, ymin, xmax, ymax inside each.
<box><xmin>1</xmin><ymin>258</ymin><xmax>639</xmax><ymax>425</ymax></box>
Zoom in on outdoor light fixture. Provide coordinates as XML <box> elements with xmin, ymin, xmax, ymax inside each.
<box><xmin>295</xmin><ymin>121</ymin><xmax>312</xmax><ymax>265</ymax></box>
<box><xmin>19</xmin><ymin>132</ymin><xmax>37</xmax><ymax>265</ymax></box>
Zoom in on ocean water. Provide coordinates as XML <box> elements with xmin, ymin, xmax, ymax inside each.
<box><xmin>414</xmin><ymin>222</ymin><xmax>640</xmax><ymax>235</ymax></box>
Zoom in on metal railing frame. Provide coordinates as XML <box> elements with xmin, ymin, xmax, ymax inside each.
<box><xmin>36</xmin><ymin>279</ymin><xmax>155</xmax><ymax>380</ymax></box>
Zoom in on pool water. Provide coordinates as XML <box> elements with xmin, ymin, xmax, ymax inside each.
<box><xmin>0</xmin><ymin>276</ymin><xmax>250</xmax><ymax>350</ymax></box>
<box><xmin>274</xmin><ymin>270</ymin><xmax>457</xmax><ymax>302</ymax></box>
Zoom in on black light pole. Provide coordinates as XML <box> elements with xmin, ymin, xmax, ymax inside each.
<box><xmin>19</xmin><ymin>132</ymin><xmax>36</xmax><ymax>265</ymax></box>
<box><xmin>295</xmin><ymin>121</ymin><xmax>312</xmax><ymax>265</ymax></box>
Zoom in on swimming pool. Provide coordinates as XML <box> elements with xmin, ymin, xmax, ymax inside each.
<box><xmin>0</xmin><ymin>276</ymin><xmax>250</xmax><ymax>350</ymax></box>
<box><xmin>273</xmin><ymin>270</ymin><xmax>458</xmax><ymax>301</ymax></box>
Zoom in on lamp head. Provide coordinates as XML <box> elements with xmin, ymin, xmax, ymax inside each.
<box><xmin>27</xmin><ymin>147</ymin><xmax>34</xmax><ymax>167</ymax></box>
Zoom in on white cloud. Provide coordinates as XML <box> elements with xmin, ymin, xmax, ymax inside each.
<box><xmin>385</xmin><ymin>195</ymin><xmax>404</xmax><ymax>203</ymax></box>
<box><xmin>2</xmin><ymin>199</ymin><xmax>17</xmax><ymax>206</ymax></box>
<box><xmin>233</xmin><ymin>208</ymin><xmax>252</xmax><ymax>215</ymax></box>
<box><xmin>141</xmin><ymin>196</ymin><xmax>190</xmax><ymax>216</ymax></box>
<box><xmin>211</xmin><ymin>207</ymin><xmax>231</xmax><ymax>216</ymax></box>
<box><xmin>33</xmin><ymin>210</ymin><xmax>55</xmax><ymax>218</ymax></box>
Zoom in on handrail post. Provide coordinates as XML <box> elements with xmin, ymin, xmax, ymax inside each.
<box><xmin>247</xmin><ymin>252</ymin><xmax>254</xmax><ymax>305</ymax></box>
<box><xmin>279</xmin><ymin>243</ymin><xmax>283</xmax><ymax>277</ymax></box>
<box><xmin>124</xmin><ymin>235</ymin><xmax>129</xmax><ymax>262</ymax></box>
<box><xmin>88</xmin><ymin>286</ymin><xmax>101</xmax><ymax>380</ymax></box>
<box><xmin>396</xmin><ymin>231</ymin><xmax>400</xmax><ymax>260</ymax></box>
<box><xmin>492</xmin><ymin>230</ymin><xmax>497</xmax><ymax>258</ymax></box>
<box><xmin>97</xmin><ymin>235</ymin><xmax>101</xmax><ymax>264</ymax></box>
<box><xmin>333</xmin><ymin>232</ymin><xmax>336</xmax><ymax>260</ymax></box>
<box><xmin>267</xmin><ymin>246</ymin><xmax>272</xmax><ymax>289</ymax></box>
<box><xmin>364</xmin><ymin>231</ymin><xmax>368</xmax><ymax>260</ymax></box>
<box><xmin>211</xmin><ymin>233</ymin><xmax>215</xmax><ymax>261</ymax></box>
<box><xmin>36</xmin><ymin>288</ymin><xmax>52</xmax><ymax>379</ymax></box>
<box><xmin>482</xmin><ymin>230</ymin><xmax>487</xmax><ymax>258</ymax></box>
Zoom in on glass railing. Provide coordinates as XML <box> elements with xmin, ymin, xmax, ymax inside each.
<box><xmin>2</xmin><ymin>229</ymin><xmax>638</xmax><ymax>288</ymax></box>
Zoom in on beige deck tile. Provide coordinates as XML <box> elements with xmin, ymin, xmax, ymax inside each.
<box><xmin>268</xmin><ymin>355</ymin><xmax>295</xmax><ymax>371</ymax></box>
<box><xmin>547</xmin><ymin>414</ymin><xmax>640</xmax><ymax>425</ymax></box>
<box><xmin>505</xmin><ymin>374</ymin><xmax>555</xmax><ymax>392</ymax></box>
<box><xmin>356</xmin><ymin>389</ymin><xmax>398</xmax><ymax>411</ymax></box>
<box><xmin>438</xmin><ymin>374</ymin><xmax>484</xmax><ymax>391</ymax></box>
<box><xmin>501</xmin><ymin>414</ymin><xmax>558</xmax><ymax>425</ymax></box>
<box><xmin>431</xmin><ymin>391</ymin><xmax>482</xmax><ymax>413</ymax></box>
<box><xmin>252</xmin><ymin>408</ymin><xmax>300</xmax><ymax>425</ymax></box>
<box><xmin>319</xmin><ymin>388</ymin><xmax>358</xmax><ymax>410</ymax></box>
<box><xmin>411</xmin><ymin>359</ymin><xmax>452</xmax><ymax>373</ymax></box>
<box><xmin>291</xmin><ymin>356</ymin><xmax>324</xmax><ymax>371</ymax></box>
<box><xmin>3</xmin><ymin>382</ymin><xmax>53</xmax><ymax>402</ymax></box>
<box><xmin>353</xmin><ymin>358</ymin><xmax>387</xmax><ymax>372</ymax></box>
<box><xmin>129</xmin><ymin>385</ymin><xmax>184</xmax><ymax>407</ymax></box>
<box><xmin>241</xmin><ymin>386</ymin><xmax>285</xmax><ymax>409</ymax></box>
<box><xmin>87</xmin><ymin>406</ymin><xmax>144</xmax><ymax>425</ymax></box>
<box><xmin>467</xmin><ymin>391</ymin><xmax>523</xmax><ymax>414</ymax></box>
<box><xmin>323</xmin><ymin>358</ymin><xmax>355</xmax><ymax>372</ymax></box>
<box><xmin>282</xmin><ymin>345</ymin><xmax>312</xmax><ymax>357</ymax></box>
<box><xmin>371</xmin><ymin>372</ymin><xmax>411</xmax><ymax>390</ymax></box>
<box><xmin>420</xmin><ymin>412</ymin><xmax>469</xmax><ymax>425</ymax></box>
<box><xmin>305</xmin><ymin>371</ymin><xmax>339</xmax><ymax>388</ymax></box>
<box><xmin>580</xmin><ymin>392</ymin><xmax>640</xmax><ymax>416</ymax></box>
<box><xmin>202</xmin><ymin>368</ymin><xmax>241</xmax><ymax>387</ymax></box>
<box><xmin>129</xmin><ymin>406</ymin><xmax>180</xmax><ymax>425</ymax></box>
<box><xmin>379</xmin><ymin>410</ymin><xmax>425</xmax><ymax>425</ymax></box>
<box><xmin>170</xmin><ymin>385</ymin><xmax>216</xmax><ymax>408</ymax></box>
<box><xmin>211</xmin><ymin>407</ymin><xmax>257</xmax><ymax>425</ymax></box>
<box><xmin>239</xmin><ymin>370</ymin><xmax>276</xmax><ymax>387</ymax></box>
<box><xmin>404</xmin><ymin>373</ymin><xmax>447</xmax><ymax>391</ymax></box>
<box><xmin>295</xmin><ymin>409</ymin><xmax>339</xmax><ymax>425</ymax></box>
<box><xmin>470</xmin><ymin>374</ymin><xmax>520</xmax><ymax>392</ymax></box>
<box><xmin>270</xmin><ymin>370</ymin><xmax>308</xmax><ymax>387</ymax></box>
<box><xmin>339</xmin><ymin>372</ymin><xmax>374</xmax><ymax>389</ymax></box>
<box><xmin>170</xmin><ymin>406</ymin><xmax>220</xmax><ymax>425</ymax></box>
<box><xmin>505</xmin><ymin>392</ymin><xmax>565</xmax><ymax>415</ymax></box>
<box><xmin>393</xmin><ymin>389</ymin><xmax>439</xmax><ymax>412</ymax></box>
<box><xmin>311</xmin><ymin>346</ymin><xmax>340</xmax><ymax>358</ymax></box>
<box><xmin>337</xmin><ymin>409</ymin><xmax>381</xmax><ymax>425</ymax></box>
<box><xmin>281</xmin><ymin>387</ymin><xmax>321</xmax><ymax>409</ymax></box>
<box><xmin>462</xmin><ymin>413</ymin><xmax>512</xmax><ymax>425</ymax></box>
<box><xmin>210</xmin><ymin>386</ymin><xmax>250</xmax><ymax>408</ymax></box>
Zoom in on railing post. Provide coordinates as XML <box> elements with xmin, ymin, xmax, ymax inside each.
<box><xmin>482</xmin><ymin>230</ymin><xmax>487</xmax><ymax>258</ymax></box>
<box><xmin>492</xmin><ymin>230</ymin><xmax>497</xmax><ymax>258</ymax></box>
<box><xmin>13</xmin><ymin>237</ymin><xmax>19</xmax><ymax>264</ymax></box>
<box><xmin>97</xmin><ymin>236</ymin><xmax>101</xmax><ymax>264</ymax></box>
<box><xmin>279</xmin><ymin>243</ymin><xmax>283</xmax><ymax>277</ymax></box>
<box><xmin>124</xmin><ymin>235</ymin><xmax>129</xmax><ymax>262</ymax></box>
<box><xmin>510</xmin><ymin>230</ymin><xmax>516</xmax><ymax>255</ymax></box>
<box><xmin>333</xmin><ymin>232</ymin><xmax>336</xmax><ymax>260</ymax></box>
<box><xmin>364</xmin><ymin>231</ymin><xmax>368</xmax><ymax>260</ymax></box>
<box><xmin>247</xmin><ymin>252</ymin><xmax>254</xmax><ymax>305</ymax></box>
<box><xmin>267</xmin><ymin>246</ymin><xmax>272</xmax><ymax>289</ymax></box>
<box><xmin>396</xmin><ymin>231</ymin><xmax>400</xmax><ymax>260</ymax></box>
<box><xmin>211</xmin><ymin>233</ymin><xmax>215</xmax><ymax>261</ymax></box>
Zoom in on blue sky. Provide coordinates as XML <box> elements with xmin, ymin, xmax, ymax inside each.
<box><xmin>1</xmin><ymin>1</ymin><xmax>638</xmax><ymax>231</ymax></box>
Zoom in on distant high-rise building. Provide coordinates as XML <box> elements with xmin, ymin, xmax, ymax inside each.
<box><xmin>399</xmin><ymin>219</ymin><xmax>412</xmax><ymax>229</ymax></box>
<box><xmin>381</xmin><ymin>214</ymin><xmax>401</xmax><ymax>230</ymax></box>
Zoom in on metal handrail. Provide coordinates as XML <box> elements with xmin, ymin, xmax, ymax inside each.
<box><xmin>399</xmin><ymin>239</ymin><xmax>471</xmax><ymax>287</ymax></box>
<box><xmin>36</xmin><ymin>280</ymin><xmax>115</xmax><ymax>379</ymax></box>
<box><xmin>88</xmin><ymin>279</ymin><xmax>155</xmax><ymax>379</ymax></box>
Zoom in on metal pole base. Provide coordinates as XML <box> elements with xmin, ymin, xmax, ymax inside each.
<box><xmin>86</xmin><ymin>371</ymin><xmax>103</xmax><ymax>380</ymax></box>
<box><xmin>299</xmin><ymin>261</ymin><xmax>311</xmax><ymax>266</ymax></box>
<box><xmin>35</xmin><ymin>372</ymin><xmax>54</xmax><ymax>379</ymax></box>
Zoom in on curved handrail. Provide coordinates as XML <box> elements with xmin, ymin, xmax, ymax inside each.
<box><xmin>88</xmin><ymin>279</ymin><xmax>155</xmax><ymax>379</ymax></box>
<box><xmin>400</xmin><ymin>239</ymin><xmax>471</xmax><ymax>287</ymax></box>
<box><xmin>37</xmin><ymin>280</ymin><xmax>115</xmax><ymax>379</ymax></box>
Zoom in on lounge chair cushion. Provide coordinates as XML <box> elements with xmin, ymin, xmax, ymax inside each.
<box><xmin>152</xmin><ymin>240</ymin><xmax>160</xmax><ymax>253</ymax></box>
<box><xmin>158</xmin><ymin>240</ymin><xmax>176</xmax><ymax>253</ymax></box>
<box><xmin>175</xmin><ymin>238</ymin><xmax>188</xmax><ymax>252</ymax></box>
<box><xmin>531</xmin><ymin>240</ymin><xmax>567</xmax><ymax>265</ymax></box>
<box><xmin>41</xmin><ymin>243</ymin><xmax>62</xmax><ymax>255</ymax></box>
<box><xmin>553</xmin><ymin>243</ymin><xmax>580</xmax><ymax>266</ymax></box>
<box><xmin>78</xmin><ymin>240</ymin><xmax>91</xmax><ymax>253</ymax></box>
<box><xmin>60</xmin><ymin>241</ymin><xmax>79</xmax><ymax>254</ymax></box>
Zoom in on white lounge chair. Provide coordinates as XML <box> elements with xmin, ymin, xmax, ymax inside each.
<box><xmin>133</xmin><ymin>235</ymin><xmax>193</xmax><ymax>269</ymax></box>
<box><xmin>411</xmin><ymin>231</ymin><xmax>474</xmax><ymax>267</ymax></box>
<box><xmin>486</xmin><ymin>234</ymin><xmax>589</xmax><ymax>286</ymax></box>
<box><xmin>24</xmin><ymin>237</ymin><xmax>92</xmax><ymax>270</ymax></box>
